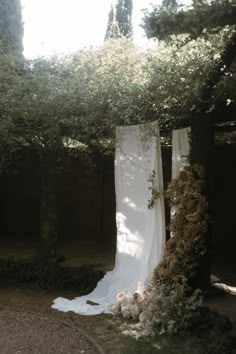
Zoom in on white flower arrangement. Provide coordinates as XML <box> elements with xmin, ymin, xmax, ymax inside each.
<box><xmin>111</xmin><ymin>284</ymin><xmax>147</xmax><ymax>320</ymax></box>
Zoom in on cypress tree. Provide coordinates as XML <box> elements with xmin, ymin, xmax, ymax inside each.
<box><xmin>105</xmin><ymin>0</ymin><xmax>133</xmax><ymax>39</ymax></box>
<box><xmin>0</xmin><ymin>0</ymin><xmax>24</xmax><ymax>54</ymax></box>
<box><xmin>105</xmin><ymin>4</ymin><xmax>115</xmax><ymax>39</ymax></box>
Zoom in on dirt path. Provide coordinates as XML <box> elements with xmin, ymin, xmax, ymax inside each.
<box><xmin>0</xmin><ymin>284</ymin><xmax>235</xmax><ymax>354</ymax></box>
<box><xmin>0</xmin><ymin>286</ymin><xmax>125</xmax><ymax>354</ymax></box>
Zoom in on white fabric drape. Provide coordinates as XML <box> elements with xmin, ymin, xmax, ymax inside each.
<box><xmin>171</xmin><ymin>127</ymin><xmax>191</xmax><ymax>238</ymax></box>
<box><xmin>52</xmin><ymin>122</ymin><xmax>165</xmax><ymax>315</ymax></box>
<box><xmin>172</xmin><ymin>127</ymin><xmax>190</xmax><ymax>179</ymax></box>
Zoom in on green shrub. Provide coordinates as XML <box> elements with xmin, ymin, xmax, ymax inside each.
<box><xmin>0</xmin><ymin>258</ymin><xmax>104</xmax><ymax>293</ymax></box>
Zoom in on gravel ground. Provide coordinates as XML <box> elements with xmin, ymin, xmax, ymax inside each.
<box><xmin>0</xmin><ymin>284</ymin><xmax>235</xmax><ymax>354</ymax></box>
<box><xmin>0</xmin><ymin>286</ymin><xmax>125</xmax><ymax>354</ymax></box>
<box><xmin>0</xmin><ymin>309</ymin><xmax>99</xmax><ymax>354</ymax></box>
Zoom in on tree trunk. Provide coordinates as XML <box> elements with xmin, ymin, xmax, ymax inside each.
<box><xmin>190</xmin><ymin>112</ymin><xmax>214</xmax><ymax>291</ymax></box>
<box><xmin>38</xmin><ymin>153</ymin><xmax>58</xmax><ymax>260</ymax></box>
<box><xmin>187</xmin><ymin>31</ymin><xmax>236</xmax><ymax>290</ymax></box>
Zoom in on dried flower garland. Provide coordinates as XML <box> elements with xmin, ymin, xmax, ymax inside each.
<box><xmin>152</xmin><ymin>164</ymin><xmax>208</xmax><ymax>285</ymax></box>
<box><xmin>112</xmin><ymin>164</ymin><xmax>208</xmax><ymax>335</ymax></box>
<box><xmin>147</xmin><ymin>170</ymin><xmax>160</xmax><ymax>209</ymax></box>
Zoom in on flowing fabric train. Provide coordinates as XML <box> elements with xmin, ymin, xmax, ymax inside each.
<box><xmin>52</xmin><ymin>122</ymin><xmax>165</xmax><ymax>315</ymax></box>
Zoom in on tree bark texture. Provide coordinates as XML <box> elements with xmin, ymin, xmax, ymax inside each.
<box><xmin>38</xmin><ymin>152</ymin><xmax>59</xmax><ymax>259</ymax></box>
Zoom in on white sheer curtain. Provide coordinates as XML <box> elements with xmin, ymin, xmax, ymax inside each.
<box><xmin>172</xmin><ymin>127</ymin><xmax>190</xmax><ymax>179</ymax></box>
<box><xmin>52</xmin><ymin>121</ymin><xmax>165</xmax><ymax>315</ymax></box>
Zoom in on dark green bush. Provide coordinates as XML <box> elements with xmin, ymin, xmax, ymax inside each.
<box><xmin>0</xmin><ymin>258</ymin><xmax>104</xmax><ymax>293</ymax></box>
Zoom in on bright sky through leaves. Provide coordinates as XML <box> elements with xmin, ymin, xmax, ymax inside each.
<box><xmin>22</xmin><ymin>0</ymin><xmax>152</xmax><ymax>58</ymax></box>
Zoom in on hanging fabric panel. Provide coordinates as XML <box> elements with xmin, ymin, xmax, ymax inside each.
<box><xmin>52</xmin><ymin>121</ymin><xmax>165</xmax><ymax>315</ymax></box>
<box><xmin>172</xmin><ymin>127</ymin><xmax>190</xmax><ymax>179</ymax></box>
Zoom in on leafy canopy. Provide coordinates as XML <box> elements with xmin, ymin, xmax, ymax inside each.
<box><xmin>142</xmin><ymin>0</ymin><xmax>236</xmax><ymax>40</ymax></box>
<box><xmin>0</xmin><ymin>29</ymin><xmax>234</xmax><ymax>167</ymax></box>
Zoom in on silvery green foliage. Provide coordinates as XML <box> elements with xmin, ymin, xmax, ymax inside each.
<box><xmin>0</xmin><ymin>31</ymin><xmax>231</xmax><ymax>168</ymax></box>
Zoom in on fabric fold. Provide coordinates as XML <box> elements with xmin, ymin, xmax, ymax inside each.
<box><xmin>172</xmin><ymin>127</ymin><xmax>190</xmax><ymax>179</ymax></box>
<box><xmin>52</xmin><ymin>121</ymin><xmax>165</xmax><ymax>315</ymax></box>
